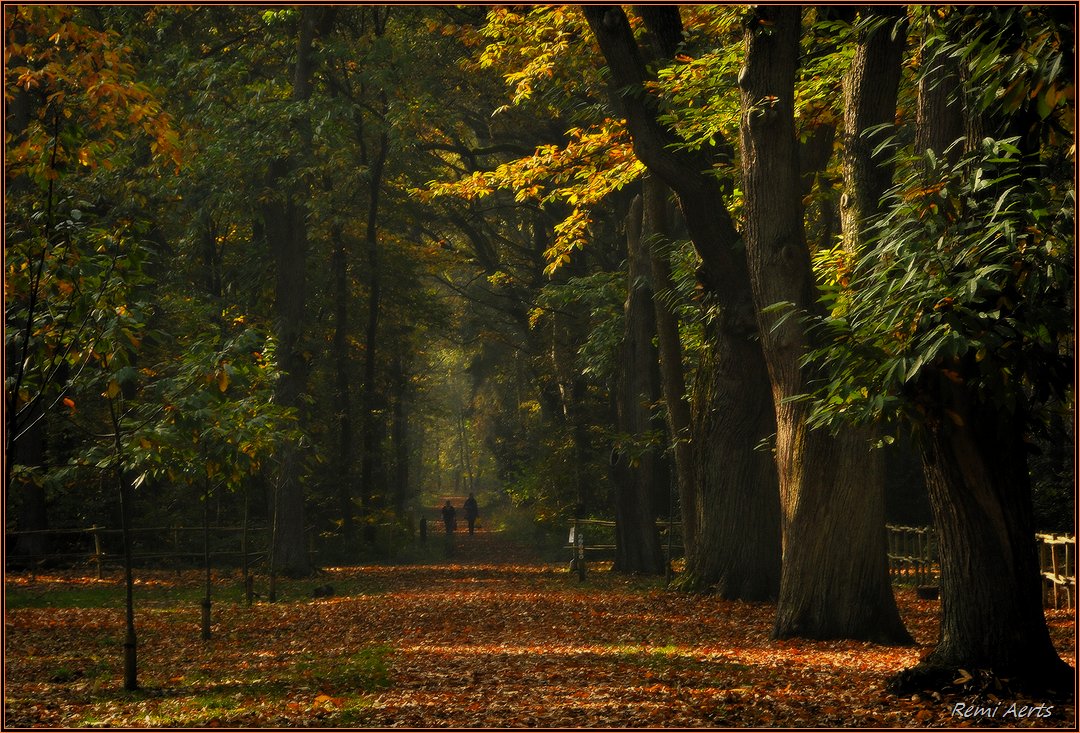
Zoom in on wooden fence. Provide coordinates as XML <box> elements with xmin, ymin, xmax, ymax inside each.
<box><xmin>9</xmin><ymin>522</ymin><xmax>1074</xmax><ymax>609</ymax></box>
<box><xmin>557</xmin><ymin>520</ymin><xmax>1072</xmax><ymax>609</ymax></box>
<box><xmin>1037</xmin><ymin>532</ymin><xmax>1075</xmax><ymax>610</ymax></box>
<box><xmin>886</xmin><ymin>524</ymin><xmax>937</xmax><ymax>587</ymax></box>
<box><xmin>5</xmin><ymin>525</ymin><xmax>270</xmax><ymax>578</ymax></box>
<box><xmin>564</xmin><ymin>518</ymin><xmax>683</xmax><ymax>559</ymax></box>
<box><xmin>886</xmin><ymin>524</ymin><xmax>1075</xmax><ymax>609</ymax></box>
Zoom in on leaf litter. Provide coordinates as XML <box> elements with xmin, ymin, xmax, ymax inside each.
<box><xmin>4</xmin><ymin>531</ymin><xmax>1075</xmax><ymax>728</ymax></box>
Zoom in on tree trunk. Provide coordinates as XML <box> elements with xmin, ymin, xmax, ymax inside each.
<box><xmin>263</xmin><ymin>7</ymin><xmax>324</xmax><ymax>577</ymax></box>
<box><xmin>390</xmin><ymin>352</ymin><xmax>410</xmax><ymax>516</ymax></box>
<box><xmin>331</xmin><ymin>226</ymin><xmax>355</xmax><ymax>548</ymax></box>
<box><xmin>840</xmin><ymin>7</ymin><xmax>907</xmax><ymax>247</ymax></box>
<box><xmin>888</xmin><ymin>12</ymin><xmax>1074</xmax><ymax>693</ymax></box>
<box><xmin>201</xmin><ymin>471</ymin><xmax>212</xmax><ymax>641</ymax></box>
<box><xmin>641</xmin><ymin>177</ymin><xmax>694</xmax><ymax>552</ymax></box>
<box><xmin>7</xmin><ymin>45</ymin><xmax>49</xmax><ymax>555</ymax></box>
<box><xmin>120</xmin><ymin>467</ymin><xmax>137</xmax><ymax>691</ymax></box>
<box><xmin>685</xmin><ymin>318</ymin><xmax>781</xmax><ymax>599</ymax></box>
<box><xmin>639</xmin><ymin>177</ymin><xmax>780</xmax><ymax>598</ymax></box>
<box><xmin>108</xmin><ymin>398</ymin><xmax>138</xmax><ymax>691</ymax></box>
<box><xmin>738</xmin><ymin>6</ymin><xmax>909</xmax><ymax>643</ymax></box>
<box><xmin>12</xmin><ymin>409</ymin><xmax>48</xmax><ymax>563</ymax></box>
<box><xmin>891</xmin><ymin>372</ymin><xmax>1073</xmax><ymax>693</ymax></box>
<box><xmin>546</xmin><ymin>279</ymin><xmax>594</xmax><ymax>515</ymax></box>
<box><xmin>584</xmin><ymin>5</ymin><xmax>780</xmax><ymax>596</ymax></box>
<box><xmin>611</xmin><ymin>194</ymin><xmax>666</xmax><ymax>575</ymax></box>
<box><xmin>837</xmin><ymin>1</ymin><xmax>911</xmax><ymax>612</ymax></box>
<box><xmin>913</xmin><ymin>20</ymin><xmax>963</xmax><ymax>167</ymax></box>
<box><xmin>358</xmin><ymin>128</ymin><xmax>389</xmax><ymax>516</ymax></box>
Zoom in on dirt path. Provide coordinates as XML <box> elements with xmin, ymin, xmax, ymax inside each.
<box><xmin>4</xmin><ymin>529</ymin><xmax>1075</xmax><ymax>727</ymax></box>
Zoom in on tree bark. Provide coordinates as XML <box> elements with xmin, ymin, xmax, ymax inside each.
<box><xmin>890</xmin><ymin>372</ymin><xmax>1074</xmax><ymax>693</ymax></box>
<box><xmin>641</xmin><ymin>177</ymin><xmax>694</xmax><ymax>552</ymax></box>
<box><xmin>390</xmin><ymin>352</ymin><xmax>410</xmax><ymax>516</ymax></box>
<box><xmin>331</xmin><ymin>225</ymin><xmax>355</xmax><ymax>547</ymax></box>
<box><xmin>358</xmin><ymin>125</ymin><xmax>389</xmax><ymax>517</ymax></box>
<box><xmin>263</xmin><ymin>7</ymin><xmax>324</xmax><ymax>577</ymax></box>
<box><xmin>738</xmin><ymin>5</ymin><xmax>910</xmax><ymax>643</ymax></box>
<box><xmin>840</xmin><ymin>7</ymin><xmax>907</xmax><ymax>249</ymax></box>
<box><xmin>611</xmin><ymin>194</ymin><xmax>666</xmax><ymax>575</ymax></box>
<box><xmin>685</xmin><ymin>316</ymin><xmax>782</xmax><ymax>600</ymax></box>
<box><xmin>11</xmin><ymin>408</ymin><xmax>48</xmax><ymax>563</ymax></box>
<box><xmin>584</xmin><ymin>5</ymin><xmax>780</xmax><ymax>597</ymax></box>
<box><xmin>913</xmin><ymin>19</ymin><xmax>963</xmax><ymax>167</ymax></box>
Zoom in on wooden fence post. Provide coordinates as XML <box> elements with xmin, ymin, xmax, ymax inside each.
<box><xmin>173</xmin><ymin>527</ymin><xmax>181</xmax><ymax>577</ymax></box>
<box><xmin>92</xmin><ymin>526</ymin><xmax>104</xmax><ymax>580</ymax></box>
<box><xmin>575</xmin><ymin>519</ymin><xmax>585</xmax><ymax>581</ymax></box>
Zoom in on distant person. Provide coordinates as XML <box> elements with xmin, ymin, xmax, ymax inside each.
<box><xmin>463</xmin><ymin>493</ymin><xmax>479</xmax><ymax>535</ymax></box>
<box><xmin>441</xmin><ymin>500</ymin><xmax>456</xmax><ymax>534</ymax></box>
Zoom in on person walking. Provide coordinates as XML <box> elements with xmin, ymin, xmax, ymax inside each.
<box><xmin>441</xmin><ymin>500</ymin><xmax>457</xmax><ymax>534</ymax></box>
<box><xmin>463</xmin><ymin>493</ymin><xmax>479</xmax><ymax>535</ymax></box>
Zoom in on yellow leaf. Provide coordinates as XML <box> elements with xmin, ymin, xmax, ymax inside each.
<box><xmin>216</xmin><ymin>370</ymin><xmax>229</xmax><ymax>393</ymax></box>
<box><xmin>105</xmin><ymin>380</ymin><xmax>120</xmax><ymax>399</ymax></box>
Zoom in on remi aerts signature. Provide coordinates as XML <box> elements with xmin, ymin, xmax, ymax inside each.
<box><xmin>949</xmin><ymin>702</ymin><xmax>1055</xmax><ymax>720</ymax></box>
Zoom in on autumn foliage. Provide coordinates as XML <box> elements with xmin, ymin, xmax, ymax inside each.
<box><xmin>4</xmin><ymin>532</ymin><xmax>1074</xmax><ymax>728</ymax></box>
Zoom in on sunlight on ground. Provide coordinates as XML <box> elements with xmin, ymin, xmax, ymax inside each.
<box><xmin>4</xmin><ymin>552</ymin><xmax>1075</xmax><ymax>729</ymax></box>
<box><xmin>396</xmin><ymin>639</ymin><xmax>925</xmax><ymax>675</ymax></box>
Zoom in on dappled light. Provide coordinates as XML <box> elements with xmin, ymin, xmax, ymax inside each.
<box><xmin>5</xmin><ymin>532</ymin><xmax>1075</xmax><ymax>727</ymax></box>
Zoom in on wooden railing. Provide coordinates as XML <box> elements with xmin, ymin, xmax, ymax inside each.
<box><xmin>886</xmin><ymin>524</ymin><xmax>938</xmax><ymax>588</ymax></box>
<box><xmin>556</xmin><ymin>521</ymin><xmax>1074</xmax><ymax>609</ymax></box>
<box><xmin>564</xmin><ymin>518</ymin><xmax>682</xmax><ymax>582</ymax></box>
<box><xmin>885</xmin><ymin>524</ymin><xmax>1075</xmax><ymax>609</ymax></box>
<box><xmin>1037</xmin><ymin>532</ymin><xmax>1075</xmax><ymax>610</ymax></box>
<box><xmin>5</xmin><ymin>525</ymin><xmax>270</xmax><ymax>578</ymax></box>
<box><xmin>563</xmin><ymin>518</ymin><xmax>683</xmax><ymax>557</ymax></box>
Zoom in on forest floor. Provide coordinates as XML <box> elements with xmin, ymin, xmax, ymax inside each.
<box><xmin>4</xmin><ymin>529</ymin><xmax>1075</xmax><ymax>728</ymax></box>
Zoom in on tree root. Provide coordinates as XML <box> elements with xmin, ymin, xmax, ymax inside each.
<box><xmin>888</xmin><ymin>660</ymin><xmax>1075</xmax><ymax>701</ymax></box>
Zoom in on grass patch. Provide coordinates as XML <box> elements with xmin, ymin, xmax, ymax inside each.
<box><xmin>293</xmin><ymin>645</ymin><xmax>393</xmax><ymax>693</ymax></box>
<box><xmin>4</xmin><ymin>570</ymin><xmax>387</xmax><ymax>609</ymax></box>
<box><xmin>4</xmin><ymin>580</ymin><xmax>249</xmax><ymax>609</ymax></box>
<box><xmin>608</xmin><ymin>642</ymin><xmax>753</xmax><ymax>682</ymax></box>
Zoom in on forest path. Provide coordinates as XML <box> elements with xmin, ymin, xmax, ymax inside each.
<box><xmin>4</xmin><ymin>531</ymin><xmax>1075</xmax><ymax>727</ymax></box>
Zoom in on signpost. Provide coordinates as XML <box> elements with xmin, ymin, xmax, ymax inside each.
<box><xmin>570</xmin><ymin>521</ymin><xmax>585</xmax><ymax>581</ymax></box>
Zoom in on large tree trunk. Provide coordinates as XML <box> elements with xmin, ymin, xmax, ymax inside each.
<box><xmin>264</xmin><ymin>177</ymin><xmax>309</xmax><ymax>576</ymax></box>
<box><xmin>738</xmin><ymin>6</ymin><xmax>909</xmax><ymax>643</ymax></box>
<box><xmin>685</xmin><ymin>317</ymin><xmax>781</xmax><ymax>599</ymax></box>
<box><xmin>889</xmin><ymin>11</ymin><xmax>1074</xmax><ymax>694</ymax></box>
<box><xmin>584</xmin><ymin>5</ymin><xmax>780</xmax><ymax>597</ymax></box>
<box><xmin>909</xmin><ymin>376</ymin><xmax>1073</xmax><ymax>692</ymax></box>
<box><xmin>611</xmin><ymin>194</ymin><xmax>665</xmax><ymax>575</ymax></box>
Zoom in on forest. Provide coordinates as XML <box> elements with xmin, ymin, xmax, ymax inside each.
<box><xmin>4</xmin><ymin>4</ymin><xmax>1075</xmax><ymax>727</ymax></box>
